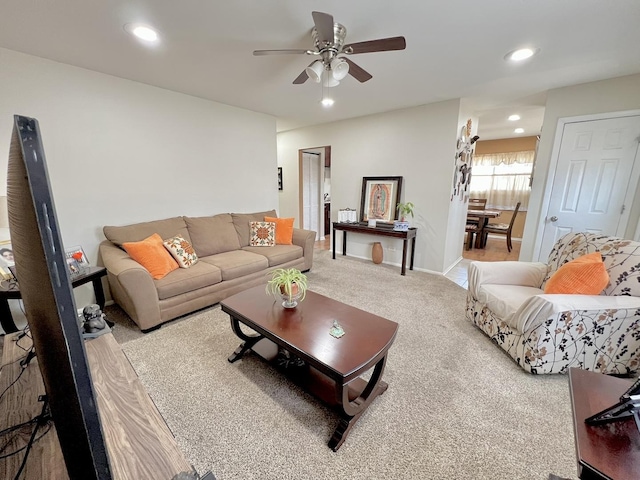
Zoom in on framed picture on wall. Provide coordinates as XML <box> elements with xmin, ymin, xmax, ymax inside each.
<box><xmin>360</xmin><ymin>176</ymin><xmax>403</xmax><ymax>223</ymax></box>
<box><xmin>278</xmin><ymin>167</ymin><xmax>283</xmax><ymax>191</ymax></box>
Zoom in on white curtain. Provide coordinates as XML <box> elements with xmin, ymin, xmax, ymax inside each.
<box><xmin>470</xmin><ymin>151</ymin><xmax>535</xmax><ymax>210</ymax></box>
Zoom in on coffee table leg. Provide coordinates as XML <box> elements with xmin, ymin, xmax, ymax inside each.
<box><xmin>329</xmin><ymin>355</ymin><xmax>389</xmax><ymax>451</ymax></box>
<box><xmin>227</xmin><ymin>317</ymin><xmax>263</xmax><ymax>363</ymax></box>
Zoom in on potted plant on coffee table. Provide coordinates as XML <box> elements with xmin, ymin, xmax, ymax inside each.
<box><xmin>266</xmin><ymin>267</ymin><xmax>308</xmax><ymax>308</ymax></box>
<box><xmin>394</xmin><ymin>202</ymin><xmax>414</xmax><ymax>231</ymax></box>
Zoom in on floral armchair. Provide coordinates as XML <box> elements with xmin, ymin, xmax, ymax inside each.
<box><xmin>466</xmin><ymin>232</ymin><xmax>640</xmax><ymax>374</ymax></box>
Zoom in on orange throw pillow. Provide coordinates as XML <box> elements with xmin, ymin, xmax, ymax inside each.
<box><xmin>544</xmin><ymin>252</ymin><xmax>609</xmax><ymax>295</ymax></box>
<box><xmin>264</xmin><ymin>216</ymin><xmax>294</xmax><ymax>245</ymax></box>
<box><xmin>122</xmin><ymin>233</ymin><xmax>179</xmax><ymax>280</ymax></box>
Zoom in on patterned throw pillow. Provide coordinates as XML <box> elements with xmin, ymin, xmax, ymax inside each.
<box><xmin>163</xmin><ymin>235</ymin><xmax>198</xmax><ymax>268</ymax></box>
<box><xmin>249</xmin><ymin>221</ymin><xmax>275</xmax><ymax>247</ymax></box>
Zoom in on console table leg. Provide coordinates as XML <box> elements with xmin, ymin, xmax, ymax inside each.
<box><xmin>342</xmin><ymin>231</ymin><xmax>347</xmax><ymax>256</ymax></box>
<box><xmin>332</xmin><ymin>228</ymin><xmax>336</xmax><ymax>259</ymax></box>
<box><xmin>410</xmin><ymin>237</ymin><xmax>416</xmax><ymax>271</ymax></box>
<box><xmin>401</xmin><ymin>239</ymin><xmax>408</xmax><ymax>276</ymax></box>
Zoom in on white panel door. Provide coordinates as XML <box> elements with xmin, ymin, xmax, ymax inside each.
<box><xmin>539</xmin><ymin>115</ymin><xmax>640</xmax><ymax>259</ymax></box>
<box><xmin>301</xmin><ymin>152</ymin><xmax>321</xmax><ymax>239</ymax></box>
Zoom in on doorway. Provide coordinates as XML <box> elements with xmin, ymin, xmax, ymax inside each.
<box><xmin>536</xmin><ymin>113</ymin><xmax>640</xmax><ymax>261</ymax></box>
<box><xmin>299</xmin><ymin>146</ymin><xmax>331</xmax><ymax>242</ymax></box>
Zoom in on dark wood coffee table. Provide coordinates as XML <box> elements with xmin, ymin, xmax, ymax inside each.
<box><xmin>220</xmin><ymin>285</ymin><xmax>399</xmax><ymax>451</ymax></box>
<box><xmin>568</xmin><ymin>368</ymin><xmax>640</xmax><ymax>479</ymax></box>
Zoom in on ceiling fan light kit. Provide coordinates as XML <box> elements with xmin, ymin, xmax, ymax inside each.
<box><xmin>306</xmin><ymin>61</ymin><xmax>324</xmax><ymax>83</ymax></box>
<box><xmin>253</xmin><ymin>10</ymin><xmax>406</xmax><ymax>100</ymax></box>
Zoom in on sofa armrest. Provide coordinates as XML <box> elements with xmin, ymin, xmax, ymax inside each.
<box><xmin>292</xmin><ymin>228</ymin><xmax>316</xmax><ymax>272</ymax></box>
<box><xmin>468</xmin><ymin>260</ymin><xmax>548</xmax><ymax>298</ymax></box>
<box><xmin>516</xmin><ymin>293</ymin><xmax>640</xmax><ymax>332</ymax></box>
<box><xmin>99</xmin><ymin>241</ymin><xmax>161</xmax><ymax>330</ymax></box>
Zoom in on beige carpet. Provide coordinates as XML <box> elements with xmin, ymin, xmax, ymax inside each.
<box><xmin>115</xmin><ymin>250</ymin><xmax>577</xmax><ymax>480</ymax></box>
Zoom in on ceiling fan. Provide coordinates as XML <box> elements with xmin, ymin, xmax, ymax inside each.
<box><xmin>253</xmin><ymin>11</ymin><xmax>406</xmax><ymax>85</ymax></box>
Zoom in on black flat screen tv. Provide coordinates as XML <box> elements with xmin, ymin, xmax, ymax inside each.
<box><xmin>7</xmin><ymin>115</ymin><xmax>112</xmax><ymax>479</ymax></box>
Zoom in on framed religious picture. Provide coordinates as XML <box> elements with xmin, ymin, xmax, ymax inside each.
<box><xmin>359</xmin><ymin>176</ymin><xmax>403</xmax><ymax>223</ymax></box>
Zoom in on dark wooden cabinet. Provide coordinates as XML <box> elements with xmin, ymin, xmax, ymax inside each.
<box><xmin>324</xmin><ymin>203</ymin><xmax>330</xmax><ymax>235</ymax></box>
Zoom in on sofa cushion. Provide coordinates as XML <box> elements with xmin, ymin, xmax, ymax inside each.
<box><xmin>122</xmin><ymin>233</ymin><xmax>179</xmax><ymax>280</ymax></box>
<box><xmin>200</xmin><ymin>250</ymin><xmax>269</xmax><ymax>281</ymax></box>
<box><xmin>104</xmin><ymin>217</ymin><xmax>190</xmax><ymax>247</ymax></box>
<box><xmin>264</xmin><ymin>216</ymin><xmax>294</xmax><ymax>245</ymax></box>
<box><xmin>184</xmin><ymin>214</ymin><xmax>241</xmax><ymax>256</ymax></box>
<box><xmin>249</xmin><ymin>221</ymin><xmax>276</xmax><ymax>246</ymax></box>
<box><xmin>155</xmin><ymin>261</ymin><xmax>222</xmax><ymax>300</ymax></box>
<box><xmin>163</xmin><ymin>235</ymin><xmax>198</xmax><ymax>268</ymax></box>
<box><xmin>242</xmin><ymin>245</ymin><xmax>303</xmax><ymax>267</ymax></box>
<box><xmin>478</xmin><ymin>284</ymin><xmax>544</xmax><ymax>329</ymax></box>
<box><xmin>231</xmin><ymin>210</ymin><xmax>277</xmax><ymax>247</ymax></box>
<box><xmin>544</xmin><ymin>252</ymin><xmax>609</xmax><ymax>295</ymax></box>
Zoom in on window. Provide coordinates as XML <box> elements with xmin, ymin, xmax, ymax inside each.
<box><xmin>469</xmin><ymin>151</ymin><xmax>534</xmax><ymax>210</ymax></box>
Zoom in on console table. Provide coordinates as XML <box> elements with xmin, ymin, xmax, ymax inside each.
<box><xmin>332</xmin><ymin>222</ymin><xmax>416</xmax><ymax>275</ymax></box>
<box><xmin>0</xmin><ymin>266</ymin><xmax>107</xmax><ymax>334</ymax></box>
<box><xmin>0</xmin><ymin>332</ymin><xmax>195</xmax><ymax>479</ymax></box>
<box><xmin>568</xmin><ymin>368</ymin><xmax>640</xmax><ymax>479</ymax></box>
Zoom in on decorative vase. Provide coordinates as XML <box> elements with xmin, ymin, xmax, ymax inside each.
<box><xmin>279</xmin><ymin>283</ymin><xmax>302</xmax><ymax>308</ymax></box>
<box><xmin>372</xmin><ymin>242</ymin><xmax>383</xmax><ymax>264</ymax></box>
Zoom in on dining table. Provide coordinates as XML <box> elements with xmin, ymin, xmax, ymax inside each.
<box><xmin>467</xmin><ymin>209</ymin><xmax>501</xmax><ymax>248</ymax></box>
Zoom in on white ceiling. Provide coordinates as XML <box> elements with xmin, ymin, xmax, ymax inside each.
<box><xmin>1</xmin><ymin>1</ymin><xmax>639</xmax><ymax>140</ymax></box>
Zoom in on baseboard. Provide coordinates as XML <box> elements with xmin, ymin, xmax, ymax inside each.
<box><xmin>330</xmin><ymin>251</ymin><xmax>440</xmax><ymax>275</ymax></box>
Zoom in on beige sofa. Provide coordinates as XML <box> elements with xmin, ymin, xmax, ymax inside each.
<box><xmin>100</xmin><ymin>210</ymin><xmax>315</xmax><ymax>331</ymax></box>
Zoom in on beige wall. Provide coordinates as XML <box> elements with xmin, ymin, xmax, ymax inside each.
<box><xmin>0</xmin><ymin>48</ymin><xmax>278</xmax><ymax>310</ymax></box>
<box><xmin>278</xmin><ymin>100</ymin><xmax>464</xmax><ymax>273</ymax></box>
<box><xmin>521</xmin><ymin>73</ymin><xmax>640</xmax><ymax>261</ymax></box>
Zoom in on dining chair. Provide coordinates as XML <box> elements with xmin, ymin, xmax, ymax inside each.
<box><xmin>482</xmin><ymin>202</ymin><xmax>521</xmax><ymax>252</ymax></box>
<box><xmin>468</xmin><ymin>198</ymin><xmax>487</xmax><ymax>210</ymax></box>
<box><xmin>464</xmin><ymin>224</ymin><xmax>478</xmax><ymax>250</ymax></box>
<box><xmin>467</xmin><ymin>198</ymin><xmax>487</xmax><ymax>226</ymax></box>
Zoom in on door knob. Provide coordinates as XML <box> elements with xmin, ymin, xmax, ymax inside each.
<box><xmin>549</xmin><ymin>216</ymin><xmax>558</xmax><ymax>222</ymax></box>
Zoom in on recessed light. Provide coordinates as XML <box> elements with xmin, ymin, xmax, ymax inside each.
<box><xmin>124</xmin><ymin>23</ymin><xmax>159</xmax><ymax>42</ymax></box>
<box><xmin>514</xmin><ymin>128</ymin><xmax>525</xmax><ymax>134</ymax></box>
<box><xmin>504</xmin><ymin>47</ymin><xmax>539</xmax><ymax>62</ymax></box>
<box><xmin>508</xmin><ymin>114</ymin><xmax>521</xmax><ymax>121</ymax></box>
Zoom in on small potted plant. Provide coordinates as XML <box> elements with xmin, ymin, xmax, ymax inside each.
<box><xmin>394</xmin><ymin>202</ymin><xmax>414</xmax><ymax>231</ymax></box>
<box><xmin>266</xmin><ymin>268</ymin><xmax>308</xmax><ymax>308</ymax></box>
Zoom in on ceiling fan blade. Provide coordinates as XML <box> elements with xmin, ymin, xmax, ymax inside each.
<box><xmin>343</xmin><ymin>36</ymin><xmax>406</xmax><ymax>55</ymax></box>
<box><xmin>312</xmin><ymin>11</ymin><xmax>334</xmax><ymax>44</ymax></box>
<box><xmin>343</xmin><ymin>58</ymin><xmax>372</xmax><ymax>83</ymax></box>
<box><xmin>253</xmin><ymin>49</ymin><xmax>310</xmax><ymax>56</ymax></box>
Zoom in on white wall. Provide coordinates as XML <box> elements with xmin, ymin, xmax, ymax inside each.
<box><xmin>278</xmin><ymin>100</ymin><xmax>462</xmax><ymax>273</ymax></box>
<box><xmin>521</xmin><ymin>73</ymin><xmax>640</xmax><ymax>261</ymax></box>
<box><xmin>0</xmin><ymin>48</ymin><xmax>277</xmax><ymax>313</ymax></box>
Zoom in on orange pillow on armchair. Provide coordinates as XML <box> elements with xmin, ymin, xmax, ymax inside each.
<box><xmin>264</xmin><ymin>216</ymin><xmax>294</xmax><ymax>245</ymax></box>
<box><xmin>544</xmin><ymin>252</ymin><xmax>609</xmax><ymax>295</ymax></box>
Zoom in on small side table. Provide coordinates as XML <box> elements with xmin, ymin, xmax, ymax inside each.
<box><xmin>0</xmin><ymin>266</ymin><xmax>108</xmax><ymax>334</ymax></box>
